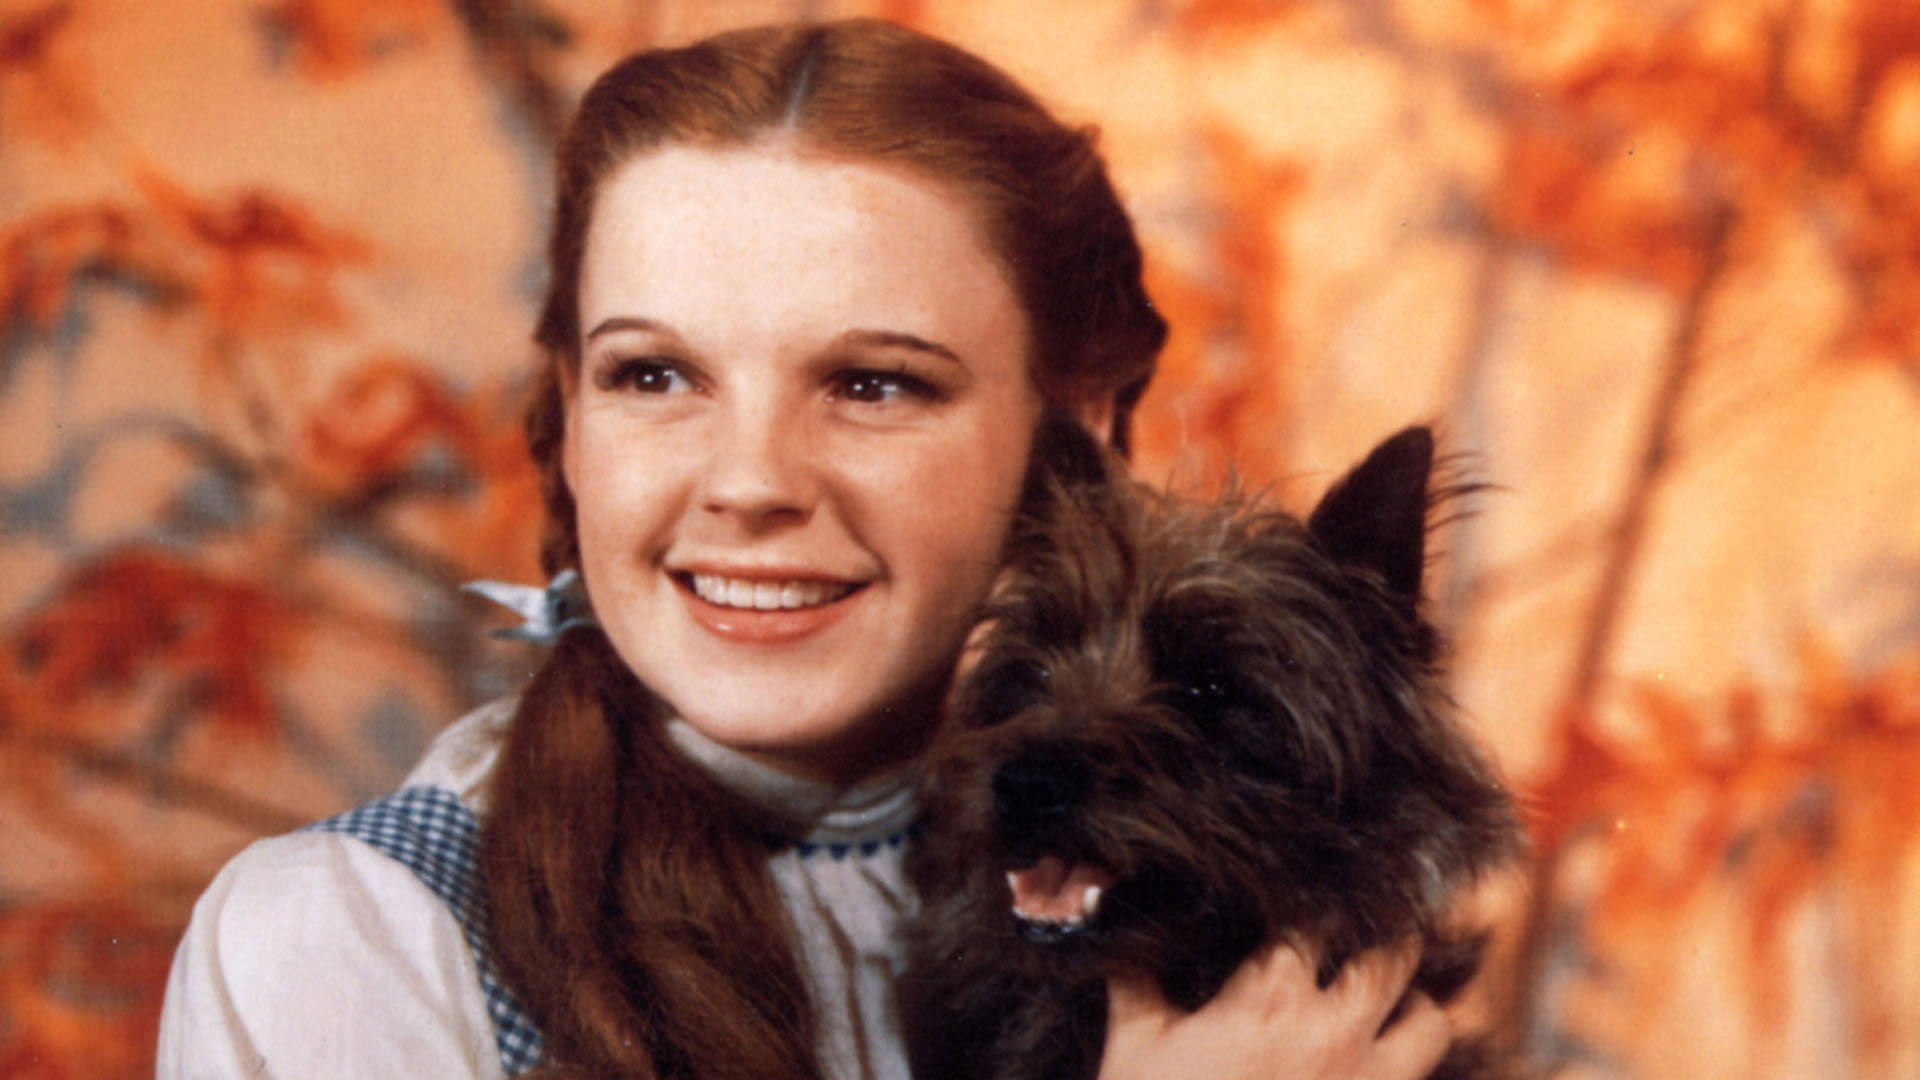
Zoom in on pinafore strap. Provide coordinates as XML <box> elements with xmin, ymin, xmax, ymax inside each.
<box><xmin>309</xmin><ymin>786</ymin><xmax>546</xmax><ymax>1076</ymax></box>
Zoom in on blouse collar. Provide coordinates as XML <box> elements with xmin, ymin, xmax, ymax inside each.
<box><xmin>662</xmin><ymin>718</ymin><xmax>918</xmax><ymax>847</ymax></box>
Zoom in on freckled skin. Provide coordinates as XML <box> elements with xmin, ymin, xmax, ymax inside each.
<box><xmin>565</xmin><ymin>145</ymin><xmax>1043</xmax><ymax>785</ymax></box>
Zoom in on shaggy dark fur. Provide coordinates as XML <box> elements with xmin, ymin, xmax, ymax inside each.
<box><xmin>900</xmin><ymin>425</ymin><xmax>1522</xmax><ymax>1080</ymax></box>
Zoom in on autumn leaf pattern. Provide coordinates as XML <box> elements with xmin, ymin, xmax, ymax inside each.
<box><xmin>0</xmin><ymin>2</ymin><xmax>94</xmax><ymax>148</ymax></box>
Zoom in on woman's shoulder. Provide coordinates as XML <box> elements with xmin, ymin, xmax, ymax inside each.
<box><xmin>192</xmin><ymin>695</ymin><xmax>516</xmax><ymax>935</ymax></box>
<box><xmin>189</xmin><ymin>688</ymin><xmax>519</xmax><ymax>964</ymax></box>
<box><xmin>182</xmin><ymin>824</ymin><xmax>475</xmax><ymax>964</ymax></box>
<box><xmin>155</xmin><ymin>697</ymin><xmax>532</xmax><ymax>1079</ymax></box>
<box><xmin>207</xmin><ymin>694</ymin><xmax>518</xmax><ymax>941</ymax></box>
<box><xmin>158</xmin><ymin>827</ymin><xmax>508</xmax><ymax>1078</ymax></box>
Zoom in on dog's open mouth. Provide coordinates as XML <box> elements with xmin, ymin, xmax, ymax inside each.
<box><xmin>1005</xmin><ymin>854</ymin><xmax>1118</xmax><ymax>936</ymax></box>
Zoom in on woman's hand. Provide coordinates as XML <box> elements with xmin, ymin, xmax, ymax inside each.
<box><xmin>1099</xmin><ymin>940</ymin><xmax>1448</xmax><ymax>1080</ymax></box>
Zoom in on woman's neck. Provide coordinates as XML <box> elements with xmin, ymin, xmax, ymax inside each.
<box><xmin>662</xmin><ymin>718</ymin><xmax>920</xmax><ymax>843</ymax></box>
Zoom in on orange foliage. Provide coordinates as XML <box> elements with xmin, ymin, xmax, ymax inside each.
<box><xmin>0</xmin><ymin>899</ymin><xmax>176</xmax><ymax>1080</ymax></box>
<box><xmin>1553</xmin><ymin>35</ymin><xmax>1805</xmax><ymax>184</ymax></box>
<box><xmin>1487</xmin><ymin>0</ymin><xmax>1920</xmax><ymax>358</ymax></box>
<box><xmin>1</xmin><ymin>547</ymin><xmax>304</xmax><ymax>737</ymax></box>
<box><xmin>0</xmin><ymin>1</ymin><xmax>67</xmax><ymax>64</ymax></box>
<box><xmin>0</xmin><ymin>201</ymin><xmax>172</xmax><ymax>335</ymax></box>
<box><xmin>262</xmin><ymin>0</ymin><xmax>449</xmax><ymax>80</ymax></box>
<box><xmin>0</xmin><ymin>1</ymin><xmax>95</xmax><ymax>147</ymax></box>
<box><xmin>1829</xmin><ymin>173</ymin><xmax>1920</xmax><ymax>361</ymax></box>
<box><xmin>1164</xmin><ymin>0</ymin><xmax>1304</xmax><ymax>39</ymax></box>
<box><xmin>1524</xmin><ymin>642</ymin><xmax>1920</xmax><ymax>1074</ymax></box>
<box><xmin>296</xmin><ymin>355</ymin><xmax>543</xmax><ymax>581</ymax></box>
<box><xmin>873</xmin><ymin>0</ymin><xmax>927</xmax><ymax>29</ymax></box>
<box><xmin>1491</xmin><ymin>122</ymin><xmax>1718</xmax><ymax>291</ymax></box>
<box><xmin>1131</xmin><ymin>128</ymin><xmax>1301</xmax><ymax>488</ymax></box>
<box><xmin>300</xmin><ymin>354</ymin><xmax>490</xmax><ymax>495</ymax></box>
<box><xmin>1793</xmin><ymin>0</ymin><xmax>1920</xmax><ymax>360</ymax></box>
<box><xmin>133</xmin><ymin>170</ymin><xmax>371</xmax><ymax>346</ymax></box>
<box><xmin>1849</xmin><ymin>0</ymin><xmax>1920</xmax><ymax>124</ymax></box>
<box><xmin>1</xmin><ymin>173</ymin><xmax>368</xmax><ymax>358</ymax></box>
<box><xmin>1486</xmin><ymin>14</ymin><xmax>1789</xmax><ymax>292</ymax></box>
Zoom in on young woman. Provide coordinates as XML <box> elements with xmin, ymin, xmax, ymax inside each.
<box><xmin>158</xmin><ymin>20</ymin><xmax>1452</xmax><ymax>1080</ymax></box>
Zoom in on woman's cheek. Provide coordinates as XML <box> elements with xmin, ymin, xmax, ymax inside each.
<box><xmin>904</xmin><ymin>418</ymin><xmax>1031</xmax><ymax>600</ymax></box>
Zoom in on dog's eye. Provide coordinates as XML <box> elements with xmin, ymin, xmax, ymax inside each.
<box><xmin>1008</xmin><ymin>662</ymin><xmax>1052</xmax><ymax>690</ymax></box>
<box><xmin>1182</xmin><ymin>676</ymin><xmax>1232</xmax><ymax>704</ymax></box>
<box><xmin>1187</xmin><ymin>679</ymin><xmax>1227</xmax><ymax>700</ymax></box>
<box><xmin>1170</xmin><ymin>674</ymin><xmax>1243</xmax><ymax>737</ymax></box>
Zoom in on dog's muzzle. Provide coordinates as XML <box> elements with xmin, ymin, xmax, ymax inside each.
<box><xmin>990</xmin><ymin>751</ymin><xmax>1092</xmax><ymax>832</ymax></box>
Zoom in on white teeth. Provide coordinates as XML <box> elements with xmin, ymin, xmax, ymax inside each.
<box><xmin>1013</xmin><ymin>908</ymin><xmax>1091</xmax><ymax>931</ymax></box>
<box><xmin>689</xmin><ymin>573</ymin><xmax>854</xmax><ymax>610</ymax></box>
<box><xmin>1005</xmin><ymin>875</ymin><xmax>1104</xmax><ymax>933</ymax></box>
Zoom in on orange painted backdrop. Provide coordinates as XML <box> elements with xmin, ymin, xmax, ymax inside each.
<box><xmin>2</xmin><ymin>1</ymin><xmax>1917</xmax><ymax>1077</ymax></box>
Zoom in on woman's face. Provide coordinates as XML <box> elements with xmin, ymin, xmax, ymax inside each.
<box><xmin>565</xmin><ymin>144</ymin><xmax>1042</xmax><ymax>784</ymax></box>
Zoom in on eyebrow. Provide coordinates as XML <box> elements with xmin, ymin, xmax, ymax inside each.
<box><xmin>833</xmin><ymin>328</ymin><xmax>963</xmax><ymax>367</ymax></box>
<box><xmin>584</xmin><ymin>316</ymin><xmax>683</xmax><ymax>344</ymax></box>
<box><xmin>586</xmin><ymin>319</ymin><xmax>965</xmax><ymax>368</ymax></box>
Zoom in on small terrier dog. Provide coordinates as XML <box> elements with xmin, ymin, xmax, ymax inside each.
<box><xmin>901</xmin><ymin>422</ymin><xmax>1521</xmax><ymax>1080</ymax></box>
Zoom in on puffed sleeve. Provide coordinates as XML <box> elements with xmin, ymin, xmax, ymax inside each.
<box><xmin>156</xmin><ymin>830</ymin><xmax>506</xmax><ymax>1080</ymax></box>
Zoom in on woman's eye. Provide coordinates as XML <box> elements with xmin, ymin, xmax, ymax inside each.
<box><xmin>600</xmin><ymin>358</ymin><xmax>694</xmax><ymax>395</ymax></box>
<box><xmin>830</xmin><ymin>369</ymin><xmax>940</xmax><ymax>406</ymax></box>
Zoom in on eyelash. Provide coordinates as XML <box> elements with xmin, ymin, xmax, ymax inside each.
<box><xmin>828</xmin><ymin>366</ymin><xmax>945</xmax><ymax>406</ymax></box>
<box><xmin>596</xmin><ymin>357</ymin><xmax>696</xmax><ymax>395</ymax></box>
<box><xmin>592</xmin><ymin>356</ymin><xmax>946</xmax><ymax>408</ymax></box>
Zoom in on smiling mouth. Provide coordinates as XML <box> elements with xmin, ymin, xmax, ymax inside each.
<box><xmin>1006</xmin><ymin>854</ymin><xmax>1118</xmax><ymax>937</ymax></box>
<box><xmin>680</xmin><ymin>572</ymin><xmax>863</xmax><ymax>611</ymax></box>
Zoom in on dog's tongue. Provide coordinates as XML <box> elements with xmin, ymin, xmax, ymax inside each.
<box><xmin>1006</xmin><ymin>855</ymin><xmax>1117</xmax><ymax>922</ymax></box>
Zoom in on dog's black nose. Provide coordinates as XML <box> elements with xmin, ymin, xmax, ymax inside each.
<box><xmin>992</xmin><ymin>752</ymin><xmax>1092</xmax><ymax>828</ymax></box>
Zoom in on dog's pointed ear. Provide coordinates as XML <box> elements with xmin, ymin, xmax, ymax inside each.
<box><xmin>1306</xmin><ymin>426</ymin><xmax>1434</xmax><ymax>606</ymax></box>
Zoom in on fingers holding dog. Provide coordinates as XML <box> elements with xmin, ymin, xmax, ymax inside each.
<box><xmin>1366</xmin><ymin>991</ymin><xmax>1451</xmax><ymax>1080</ymax></box>
<box><xmin>1324</xmin><ymin>937</ymin><xmax>1423</xmax><ymax>1032</ymax></box>
<box><xmin>1099</xmin><ymin>939</ymin><xmax>1451</xmax><ymax>1080</ymax></box>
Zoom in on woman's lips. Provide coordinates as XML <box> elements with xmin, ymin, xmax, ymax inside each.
<box><xmin>672</xmin><ymin>570</ymin><xmax>867</xmax><ymax>644</ymax></box>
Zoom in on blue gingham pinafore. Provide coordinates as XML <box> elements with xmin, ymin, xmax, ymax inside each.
<box><xmin>309</xmin><ymin>787</ymin><xmax>546</xmax><ymax>1076</ymax></box>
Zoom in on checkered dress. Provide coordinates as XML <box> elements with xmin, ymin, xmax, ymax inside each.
<box><xmin>310</xmin><ymin>786</ymin><xmax>545</xmax><ymax>1076</ymax></box>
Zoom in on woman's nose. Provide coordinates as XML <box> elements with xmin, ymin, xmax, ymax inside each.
<box><xmin>697</xmin><ymin>402</ymin><xmax>816</xmax><ymax>529</ymax></box>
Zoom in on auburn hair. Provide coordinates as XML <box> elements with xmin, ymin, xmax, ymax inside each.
<box><xmin>482</xmin><ymin>19</ymin><xmax>1166</xmax><ymax>1078</ymax></box>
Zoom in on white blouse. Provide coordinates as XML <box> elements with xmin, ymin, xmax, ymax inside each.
<box><xmin>156</xmin><ymin>698</ymin><xmax>920</xmax><ymax>1080</ymax></box>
